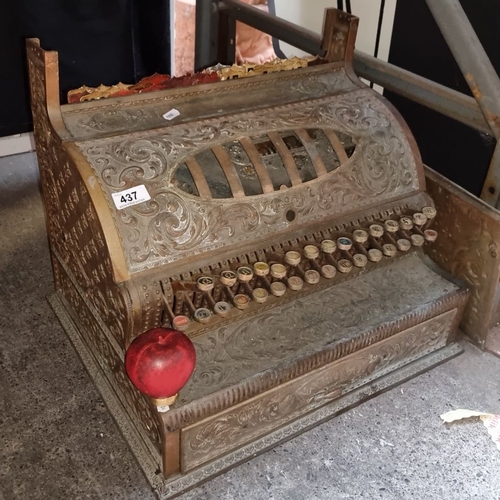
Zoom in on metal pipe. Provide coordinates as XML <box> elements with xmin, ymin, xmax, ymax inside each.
<box><xmin>425</xmin><ymin>0</ymin><xmax>500</xmax><ymax>205</ymax></box>
<box><xmin>195</xmin><ymin>0</ymin><xmax>500</xmax><ymax>205</ymax></box>
<box><xmin>481</xmin><ymin>141</ymin><xmax>500</xmax><ymax>207</ymax></box>
<box><xmin>353</xmin><ymin>50</ymin><xmax>491</xmax><ymax>135</ymax></box>
<box><xmin>204</xmin><ymin>0</ymin><xmax>491</xmax><ymax>137</ymax></box>
<box><xmin>425</xmin><ymin>0</ymin><xmax>500</xmax><ymax>140</ymax></box>
<box><xmin>195</xmin><ymin>0</ymin><xmax>219</xmax><ymax>71</ymax></box>
<box><xmin>220</xmin><ymin>0</ymin><xmax>325</xmax><ymax>56</ymax></box>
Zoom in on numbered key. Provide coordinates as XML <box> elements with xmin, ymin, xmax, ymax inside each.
<box><xmin>353</xmin><ymin>254</ymin><xmax>368</xmax><ymax>268</ymax></box>
<box><xmin>270</xmin><ymin>263</ymin><xmax>287</xmax><ymax>279</ymax></box>
<box><xmin>197</xmin><ymin>276</ymin><xmax>215</xmax><ymax>292</ymax></box>
<box><xmin>194</xmin><ymin>307</ymin><xmax>212</xmax><ymax>324</ymax></box>
<box><xmin>399</xmin><ymin>216</ymin><xmax>413</xmax><ymax>231</ymax></box>
<box><xmin>383</xmin><ymin>243</ymin><xmax>397</xmax><ymax>257</ymax></box>
<box><xmin>396</xmin><ymin>239</ymin><xmax>411</xmax><ymax>252</ymax></box>
<box><xmin>270</xmin><ymin>282</ymin><xmax>286</xmax><ymax>297</ymax></box>
<box><xmin>287</xmin><ymin>276</ymin><xmax>304</xmax><ymax>291</ymax></box>
<box><xmin>320</xmin><ymin>239</ymin><xmax>337</xmax><ymax>254</ymax></box>
<box><xmin>369</xmin><ymin>224</ymin><xmax>384</xmax><ymax>238</ymax></box>
<box><xmin>424</xmin><ymin>229</ymin><xmax>438</xmax><ymax>242</ymax></box>
<box><xmin>253</xmin><ymin>261</ymin><xmax>270</xmax><ymax>276</ymax></box>
<box><xmin>353</xmin><ymin>229</ymin><xmax>368</xmax><ymax>244</ymax></box>
<box><xmin>422</xmin><ymin>206</ymin><xmax>437</xmax><ymax>219</ymax></box>
<box><xmin>214</xmin><ymin>301</ymin><xmax>231</xmax><ymax>317</ymax></box>
<box><xmin>303</xmin><ymin>245</ymin><xmax>320</xmax><ymax>260</ymax></box>
<box><xmin>412</xmin><ymin>212</ymin><xmax>427</xmax><ymax>226</ymax></box>
<box><xmin>321</xmin><ymin>264</ymin><xmax>337</xmax><ymax>279</ymax></box>
<box><xmin>220</xmin><ymin>270</ymin><xmax>237</xmax><ymax>287</ymax></box>
<box><xmin>338</xmin><ymin>259</ymin><xmax>353</xmax><ymax>274</ymax></box>
<box><xmin>384</xmin><ymin>220</ymin><xmax>399</xmax><ymax>233</ymax></box>
<box><xmin>237</xmin><ymin>266</ymin><xmax>253</xmax><ymax>282</ymax></box>
<box><xmin>233</xmin><ymin>294</ymin><xmax>251</xmax><ymax>309</ymax></box>
<box><xmin>304</xmin><ymin>269</ymin><xmax>320</xmax><ymax>284</ymax></box>
<box><xmin>410</xmin><ymin>234</ymin><xmax>425</xmax><ymax>247</ymax></box>
<box><xmin>337</xmin><ymin>237</ymin><xmax>353</xmax><ymax>251</ymax></box>
<box><xmin>368</xmin><ymin>248</ymin><xmax>383</xmax><ymax>262</ymax></box>
<box><xmin>285</xmin><ymin>251</ymin><xmax>301</xmax><ymax>266</ymax></box>
<box><xmin>252</xmin><ymin>288</ymin><xmax>269</xmax><ymax>304</ymax></box>
<box><xmin>172</xmin><ymin>315</ymin><xmax>190</xmax><ymax>332</ymax></box>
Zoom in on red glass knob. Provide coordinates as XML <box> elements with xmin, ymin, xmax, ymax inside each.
<box><xmin>125</xmin><ymin>328</ymin><xmax>196</xmax><ymax>406</ymax></box>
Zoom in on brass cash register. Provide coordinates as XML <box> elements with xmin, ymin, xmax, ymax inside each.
<box><xmin>27</xmin><ymin>10</ymin><xmax>470</xmax><ymax>499</ymax></box>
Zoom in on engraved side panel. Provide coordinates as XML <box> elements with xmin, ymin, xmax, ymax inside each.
<box><xmin>78</xmin><ymin>89</ymin><xmax>422</xmax><ymax>274</ymax></box>
<box><xmin>53</xmin><ymin>257</ymin><xmax>164</xmax><ymax>459</ymax></box>
<box><xmin>181</xmin><ymin>309</ymin><xmax>455</xmax><ymax>472</ymax></box>
<box><xmin>132</xmin><ymin>279</ymin><xmax>164</xmax><ymax>341</ymax></box>
<box><xmin>27</xmin><ymin>43</ymin><xmax>133</xmax><ymax>348</ymax></box>
<box><xmin>425</xmin><ymin>167</ymin><xmax>500</xmax><ymax>352</ymax></box>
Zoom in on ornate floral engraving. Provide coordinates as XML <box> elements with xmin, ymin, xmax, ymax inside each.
<box><xmin>29</xmin><ymin>42</ymin><xmax>468</xmax><ymax>497</ymax></box>
<box><xmin>426</xmin><ymin>171</ymin><xmax>500</xmax><ymax>347</ymax></box>
<box><xmin>78</xmin><ymin>89</ymin><xmax>421</xmax><ymax>273</ymax></box>
<box><xmin>54</xmin><ymin>259</ymin><xmax>163</xmax><ymax>454</ymax></box>
<box><xmin>154</xmin><ymin>345</ymin><xmax>461</xmax><ymax>498</ymax></box>
<box><xmin>79</xmin><ymin>108</ymin><xmax>152</xmax><ymax>132</ymax></box>
<box><xmin>133</xmin><ymin>279</ymin><xmax>164</xmax><ymax>344</ymax></box>
<box><xmin>179</xmin><ymin>255</ymin><xmax>457</xmax><ymax>405</ymax></box>
<box><xmin>27</xmin><ymin>45</ymin><xmax>133</xmax><ymax>346</ymax></box>
<box><xmin>182</xmin><ymin>309</ymin><xmax>454</xmax><ymax>471</ymax></box>
<box><xmin>64</xmin><ymin>67</ymin><xmax>354</xmax><ymax>137</ymax></box>
<box><xmin>28</xmin><ymin>44</ymin><xmax>160</xmax><ymax>449</ymax></box>
<box><xmin>50</xmin><ymin>277</ymin><xmax>462</xmax><ymax>500</ymax></box>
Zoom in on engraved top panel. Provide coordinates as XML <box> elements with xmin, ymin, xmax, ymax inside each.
<box><xmin>61</xmin><ymin>65</ymin><xmax>354</xmax><ymax>140</ymax></box>
<box><xmin>179</xmin><ymin>254</ymin><xmax>459</xmax><ymax>405</ymax></box>
<box><xmin>77</xmin><ymin>87</ymin><xmax>422</xmax><ymax>274</ymax></box>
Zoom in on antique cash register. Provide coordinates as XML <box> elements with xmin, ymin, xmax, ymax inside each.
<box><xmin>27</xmin><ymin>9</ymin><xmax>469</xmax><ymax>499</ymax></box>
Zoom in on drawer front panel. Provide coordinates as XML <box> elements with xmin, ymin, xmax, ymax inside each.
<box><xmin>181</xmin><ymin>309</ymin><xmax>456</xmax><ymax>472</ymax></box>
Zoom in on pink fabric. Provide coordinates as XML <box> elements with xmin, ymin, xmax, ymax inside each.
<box><xmin>235</xmin><ymin>0</ymin><xmax>277</xmax><ymax>64</ymax></box>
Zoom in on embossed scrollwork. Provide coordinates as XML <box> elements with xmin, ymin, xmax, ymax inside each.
<box><xmin>80</xmin><ymin>109</ymin><xmax>151</xmax><ymax>132</ymax></box>
<box><xmin>28</xmin><ymin>45</ymin><xmax>133</xmax><ymax>347</ymax></box>
<box><xmin>79</xmin><ymin>89</ymin><xmax>420</xmax><ymax>273</ymax></box>
<box><xmin>181</xmin><ymin>309</ymin><xmax>453</xmax><ymax>470</ymax></box>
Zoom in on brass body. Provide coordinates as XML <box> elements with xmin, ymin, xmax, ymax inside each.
<box><xmin>26</xmin><ymin>10</ymin><xmax>498</xmax><ymax>499</ymax></box>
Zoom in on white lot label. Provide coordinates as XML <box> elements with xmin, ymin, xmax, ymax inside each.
<box><xmin>112</xmin><ymin>185</ymin><xmax>151</xmax><ymax>210</ymax></box>
<box><xmin>163</xmin><ymin>108</ymin><xmax>180</xmax><ymax>120</ymax></box>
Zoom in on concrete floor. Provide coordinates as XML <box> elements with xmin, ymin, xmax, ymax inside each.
<box><xmin>1</xmin><ymin>151</ymin><xmax>500</xmax><ymax>500</ymax></box>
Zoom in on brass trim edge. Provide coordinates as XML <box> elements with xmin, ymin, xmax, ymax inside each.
<box><xmin>63</xmin><ymin>142</ymin><xmax>130</xmax><ymax>283</ymax></box>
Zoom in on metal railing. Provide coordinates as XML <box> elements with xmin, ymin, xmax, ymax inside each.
<box><xmin>195</xmin><ymin>0</ymin><xmax>500</xmax><ymax>208</ymax></box>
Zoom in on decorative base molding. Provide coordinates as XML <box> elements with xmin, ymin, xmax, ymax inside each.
<box><xmin>49</xmin><ymin>291</ymin><xmax>463</xmax><ymax>499</ymax></box>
